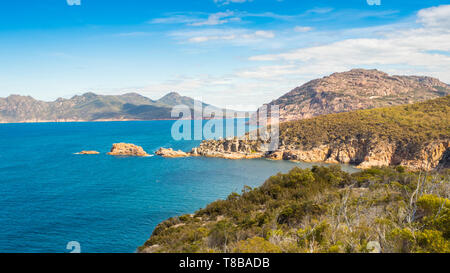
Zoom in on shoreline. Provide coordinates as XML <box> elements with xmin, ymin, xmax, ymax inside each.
<box><xmin>156</xmin><ymin>148</ymin><xmax>364</xmax><ymax>171</ymax></box>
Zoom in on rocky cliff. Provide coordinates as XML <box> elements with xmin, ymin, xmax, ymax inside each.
<box><xmin>264</xmin><ymin>140</ymin><xmax>449</xmax><ymax>171</ymax></box>
<box><xmin>254</xmin><ymin>69</ymin><xmax>450</xmax><ymax>123</ymax></box>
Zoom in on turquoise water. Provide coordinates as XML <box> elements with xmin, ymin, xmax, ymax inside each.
<box><xmin>0</xmin><ymin>120</ymin><xmax>358</xmax><ymax>253</ymax></box>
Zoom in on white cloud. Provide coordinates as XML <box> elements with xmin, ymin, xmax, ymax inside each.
<box><xmin>246</xmin><ymin>5</ymin><xmax>450</xmax><ymax>83</ymax></box>
<box><xmin>135</xmin><ymin>74</ymin><xmax>286</xmax><ymax>111</ymax></box>
<box><xmin>174</xmin><ymin>29</ymin><xmax>275</xmax><ymax>44</ymax></box>
<box><xmin>189</xmin><ymin>35</ymin><xmax>237</xmax><ymax>43</ymax></box>
<box><xmin>150</xmin><ymin>9</ymin><xmax>334</xmax><ymax>28</ymax></box>
<box><xmin>150</xmin><ymin>14</ymin><xmax>200</xmax><ymax>25</ymax></box>
<box><xmin>120</xmin><ymin>5</ymin><xmax>450</xmax><ymax>109</ymax></box>
<box><xmin>294</xmin><ymin>26</ymin><xmax>313</xmax><ymax>32</ymax></box>
<box><xmin>417</xmin><ymin>5</ymin><xmax>450</xmax><ymax>29</ymax></box>
<box><xmin>189</xmin><ymin>11</ymin><xmax>240</xmax><ymax>26</ymax></box>
<box><xmin>214</xmin><ymin>0</ymin><xmax>252</xmax><ymax>6</ymax></box>
<box><xmin>150</xmin><ymin>11</ymin><xmax>242</xmax><ymax>27</ymax></box>
<box><xmin>242</xmin><ymin>30</ymin><xmax>275</xmax><ymax>39</ymax></box>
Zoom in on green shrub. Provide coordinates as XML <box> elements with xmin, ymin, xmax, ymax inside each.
<box><xmin>233</xmin><ymin>237</ymin><xmax>282</xmax><ymax>253</ymax></box>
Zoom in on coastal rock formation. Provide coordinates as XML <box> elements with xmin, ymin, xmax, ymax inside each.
<box><xmin>77</xmin><ymin>151</ymin><xmax>100</xmax><ymax>155</ymax></box>
<box><xmin>253</xmin><ymin>69</ymin><xmax>450</xmax><ymax>123</ymax></box>
<box><xmin>155</xmin><ymin>138</ymin><xmax>449</xmax><ymax>171</ymax></box>
<box><xmin>156</xmin><ymin>148</ymin><xmax>190</xmax><ymax>158</ymax></box>
<box><xmin>155</xmin><ymin>97</ymin><xmax>450</xmax><ymax>171</ymax></box>
<box><xmin>437</xmin><ymin>149</ymin><xmax>450</xmax><ymax>170</ymax></box>
<box><xmin>193</xmin><ymin>138</ymin><xmax>265</xmax><ymax>159</ymax></box>
<box><xmin>155</xmin><ymin>138</ymin><xmax>266</xmax><ymax>160</ymax></box>
<box><xmin>107</xmin><ymin>143</ymin><xmax>149</xmax><ymax>157</ymax></box>
<box><xmin>265</xmin><ymin>140</ymin><xmax>449</xmax><ymax>171</ymax></box>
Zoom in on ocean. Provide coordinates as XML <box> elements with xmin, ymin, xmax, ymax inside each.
<box><xmin>0</xmin><ymin>120</ymin><xmax>358</xmax><ymax>253</ymax></box>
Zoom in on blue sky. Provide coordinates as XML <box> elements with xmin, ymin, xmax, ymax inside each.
<box><xmin>0</xmin><ymin>0</ymin><xmax>449</xmax><ymax>109</ymax></box>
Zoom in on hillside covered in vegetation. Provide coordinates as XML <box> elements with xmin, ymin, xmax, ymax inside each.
<box><xmin>272</xmin><ymin>95</ymin><xmax>450</xmax><ymax>170</ymax></box>
<box><xmin>139</xmin><ymin>166</ymin><xmax>449</xmax><ymax>253</ymax></box>
<box><xmin>278</xmin><ymin>95</ymin><xmax>449</xmax><ymax>149</ymax></box>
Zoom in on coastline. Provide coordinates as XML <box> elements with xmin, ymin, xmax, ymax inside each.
<box><xmin>156</xmin><ymin>137</ymin><xmax>450</xmax><ymax>171</ymax></box>
<box><xmin>0</xmin><ymin>117</ymin><xmax>243</xmax><ymax>124</ymax></box>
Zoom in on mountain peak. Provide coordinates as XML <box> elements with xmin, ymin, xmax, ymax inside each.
<box><xmin>263</xmin><ymin>69</ymin><xmax>450</xmax><ymax>122</ymax></box>
<box><xmin>81</xmin><ymin>92</ymin><xmax>98</xmax><ymax>98</ymax></box>
<box><xmin>162</xmin><ymin>92</ymin><xmax>182</xmax><ymax>98</ymax></box>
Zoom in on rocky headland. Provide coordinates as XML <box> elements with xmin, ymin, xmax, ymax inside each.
<box><xmin>156</xmin><ymin>96</ymin><xmax>450</xmax><ymax>171</ymax></box>
<box><xmin>156</xmin><ymin>138</ymin><xmax>449</xmax><ymax>171</ymax></box>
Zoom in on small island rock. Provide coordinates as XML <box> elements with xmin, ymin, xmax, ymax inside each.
<box><xmin>155</xmin><ymin>148</ymin><xmax>190</xmax><ymax>158</ymax></box>
<box><xmin>77</xmin><ymin>151</ymin><xmax>100</xmax><ymax>155</ymax></box>
<box><xmin>107</xmin><ymin>143</ymin><xmax>149</xmax><ymax>157</ymax></box>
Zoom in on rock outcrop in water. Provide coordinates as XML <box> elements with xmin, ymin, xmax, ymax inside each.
<box><xmin>107</xmin><ymin>143</ymin><xmax>149</xmax><ymax>157</ymax></box>
<box><xmin>77</xmin><ymin>151</ymin><xmax>100</xmax><ymax>155</ymax></box>
<box><xmin>156</xmin><ymin>139</ymin><xmax>266</xmax><ymax>160</ymax></box>
<box><xmin>156</xmin><ymin>148</ymin><xmax>190</xmax><ymax>158</ymax></box>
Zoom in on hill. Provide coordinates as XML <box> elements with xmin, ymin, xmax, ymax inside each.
<box><xmin>0</xmin><ymin>92</ymin><xmax>239</xmax><ymax>123</ymax></box>
<box><xmin>139</xmin><ymin>166</ymin><xmax>450</xmax><ymax>253</ymax></box>
<box><xmin>254</xmin><ymin>69</ymin><xmax>450</xmax><ymax>123</ymax></box>
<box><xmin>271</xmin><ymin>95</ymin><xmax>450</xmax><ymax>170</ymax></box>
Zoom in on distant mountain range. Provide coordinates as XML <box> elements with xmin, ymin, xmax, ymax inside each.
<box><xmin>0</xmin><ymin>92</ymin><xmax>244</xmax><ymax>123</ymax></box>
<box><xmin>2</xmin><ymin>69</ymin><xmax>449</xmax><ymax>124</ymax></box>
<box><xmin>254</xmin><ymin>69</ymin><xmax>450</xmax><ymax>123</ymax></box>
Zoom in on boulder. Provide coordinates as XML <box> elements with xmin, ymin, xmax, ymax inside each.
<box><xmin>267</xmin><ymin>151</ymin><xmax>284</xmax><ymax>160</ymax></box>
<box><xmin>155</xmin><ymin>148</ymin><xmax>189</xmax><ymax>158</ymax></box>
<box><xmin>107</xmin><ymin>143</ymin><xmax>149</xmax><ymax>157</ymax></box>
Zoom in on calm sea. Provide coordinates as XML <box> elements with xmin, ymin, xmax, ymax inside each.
<box><xmin>0</xmin><ymin>120</ymin><xmax>358</xmax><ymax>253</ymax></box>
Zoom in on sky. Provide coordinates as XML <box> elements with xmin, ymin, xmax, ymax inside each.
<box><xmin>0</xmin><ymin>0</ymin><xmax>449</xmax><ymax>110</ymax></box>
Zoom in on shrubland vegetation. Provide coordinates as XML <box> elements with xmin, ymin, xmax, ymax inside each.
<box><xmin>278</xmin><ymin>95</ymin><xmax>450</xmax><ymax>149</ymax></box>
<box><xmin>140</xmin><ymin>166</ymin><xmax>449</xmax><ymax>253</ymax></box>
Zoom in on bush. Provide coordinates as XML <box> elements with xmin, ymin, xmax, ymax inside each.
<box><xmin>208</xmin><ymin>220</ymin><xmax>237</xmax><ymax>250</ymax></box>
<box><xmin>141</xmin><ymin>166</ymin><xmax>450</xmax><ymax>253</ymax></box>
<box><xmin>233</xmin><ymin>237</ymin><xmax>282</xmax><ymax>253</ymax></box>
